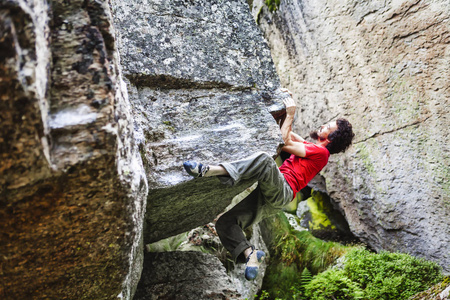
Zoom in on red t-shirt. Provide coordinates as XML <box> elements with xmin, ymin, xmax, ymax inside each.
<box><xmin>279</xmin><ymin>141</ymin><xmax>330</xmax><ymax>198</ymax></box>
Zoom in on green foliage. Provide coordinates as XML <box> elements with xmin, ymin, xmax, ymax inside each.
<box><xmin>271</xmin><ymin>213</ymin><xmax>350</xmax><ymax>273</ymax></box>
<box><xmin>257</xmin><ymin>290</ymin><xmax>270</xmax><ymax>300</ymax></box>
<box><xmin>146</xmin><ymin>232</ymin><xmax>188</xmax><ymax>252</ymax></box>
<box><xmin>344</xmin><ymin>248</ymin><xmax>444</xmax><ymax>299</ymax></box>
<box><xmin>305</xmin><ymin>191</ymin><xmax>336</xmax><ymax>231</ymax></box>
<box><xmin>265</xmin><ymin>0</ymin><xmax>281</xmax><ymax>12</ymax></box>
<box><xmin>304</xmin><ymin>269</ymin><xmax>364</xmax><ymax>300</ymax></box>
<box><xmin>304</xmin><ymin>248</ymin><xmax>443</xmax><ymax>300</ymax></box>
<box><xmin>274</xmin><ymin>232</ymin><xmax>302</xmax><ymax>266</ymax></box>
<box><xmin>260</xmin><ymin>213</ymin><xmax>353</xmax><ymax>299</ymax></box>
<box><xmin>261</xmin><ymin>262</ymin><xmax>303</xmax><ymax>299</ymax></box>
<box><xmin>259</xmin><ymin>213</ymin><xmax>443</xmax><ymax>300</ymax></box>
<box><xmin>299</xmin><ymin>268</ymin><xmax>312</xmax><ymax>291</ymax></box>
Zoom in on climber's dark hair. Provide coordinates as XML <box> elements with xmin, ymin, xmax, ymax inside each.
<box><xmin>326</xmin><ymin>118</ymin><xmax>355</xmax><ymax>154</ymax></box>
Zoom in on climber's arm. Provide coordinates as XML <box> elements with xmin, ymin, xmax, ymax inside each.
<box><xmin>280</xmin><ymin>96</ymin><xmax>306</xmax><ymax>158</ymax></box>
<box><xmin>289</xmin><ymin>131</ymin><xmax>305</xmax><ymax>143</ymax></box>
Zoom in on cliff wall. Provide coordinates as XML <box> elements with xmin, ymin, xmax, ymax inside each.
<box><xmin>110</xmin><ymin>0</ymin><xmax>285</xmax><ymax>298</ymax></box>
<box><xmin>1</xmin><ymin>0</ymin><xmax>284</xmax><ymax>298</ymax></box>
<box><xmin>254</xmin><ymin>0</ymin><xmax>449</xmax><ymax>272</ymax></box>
<box><xmin>0</xmin><ymin>0</ymin><xmax>147</xmax><ymax>299</ymax></box>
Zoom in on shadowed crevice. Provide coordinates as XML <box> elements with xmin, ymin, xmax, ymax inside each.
<box><xmin>126</xmin><ymin>73</ymin><xmax>238</xmax><ymax>90</ymax></box>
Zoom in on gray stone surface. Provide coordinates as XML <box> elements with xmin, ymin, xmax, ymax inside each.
<box><xmin>111</xmin><ymin>0</ymin><xmax>286</xmax><ymax>243</ymax></box>
<box><xmin>112</xmin><ymin>0</ymin><xmax>279</xmax><ymax>89</ymax></box>
<box><xmin>2</xmin><ymin>0</ymin><xmax>285</xmax><ymax>298</ymax></box>
<box><xmin>254</xmin><ymin>0</ymin><xmax>450</xmax><ymax>272</ymax></box>
<box><xmin>144</xmin><ymin>219</ymin><xmax>269</xmax><ymax>300</ymax></box>
<box><xmin>1</xmin><ymin>0</ymin><xmax>147</xmax><ymax>299</ymax></box>
<box><xmin>134</xmin><ymin>251</ymin><xmax>242</xmax><ymax>300</ymax></box>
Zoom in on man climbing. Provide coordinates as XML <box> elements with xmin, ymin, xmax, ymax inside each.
<box><xmin>183</xmin><ymin>91</ymin><xmax>354</xmax><ymax>281</ymax></box>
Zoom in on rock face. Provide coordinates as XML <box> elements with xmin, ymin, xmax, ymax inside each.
<box><xmin>143</xmin><ymin>219</ymin><xmax>269</xmax><ymax>300</ymax></box>
<box><xmin>134</xmin><ymin>251</ymin><xmax>242</xmax><ymax>300</ymax></box>
<box><xmin>110</xmin><ymin>0</ymin><xmax>285</xmax><ymax>244</ymax></box>
<box><xmin>296</xmin><ymin>189</ymin><xmax>358</xmax><ymax>243</ymax></box>
<box><xmin>110</xmin><ymin>1</ymin><xmax>286</xmax><ymax>297</ymax></box>
<box><xmin>254</xmin><ymin>0</ymin><xmax>450</xmax><ymax>272</ymax></box>
<box><xmin>1</xmin><ymin>0</ymin><xmax>147</xmax><ymax>299</ymax></box>
<box><xmin>2</xmin><ymin>0</ymin><xmax>285</xmax><ymax>299</ymax></box>
<box><xmin>135</xmin><ymin>248</ymin><xmax>267</xmax><ymax>300</ymax></box>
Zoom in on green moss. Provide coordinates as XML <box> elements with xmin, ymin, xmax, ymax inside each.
<box><xmin>146</xmin><ymin>232</ymin><xmax>188</xmax><ymax>252</ymax></box>
<box><xmin>385</xmin><ymin>68</ymin><xmax>422</xmax><ymax>124</ymax></box>
<box><xmin>261</xmin><ymin>213</ymin><xmax>442</xmax><ymax>300</ymax></box>
<box><xmin>304</xmin><ymin>269</ymin><xmax>364</xmax><ymax>300</ymax></box>
<box><xmin>292</xmin><ymin>248</ymin><xmax>444</xmax><ymax>300</ymax></box>
<box><xmin>260</xmin><ymin>213</ymin><xmax>354</xmax><ymax>299</ymax></box>
<box><xmin>264</xmin><ymin>0</ymin><xmax>281</xmax><ymax>12</ymax></box>
<box><xmin>284</xmin><ymin>193</ymin><xmax>300</xmax><ymax>213</ymax></box>
<box><xmin>306</xmin><ymin>191</ymin><xmax>336</xmax><ymax>231</ymax></box>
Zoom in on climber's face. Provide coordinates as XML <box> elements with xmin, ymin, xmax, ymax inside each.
<box><xmin>310</xmin><ymin>121</ymin><xmax>337</xmax><ymax>142</ymax></box>
<box><xmin>318</xmin><ymin>121</ymin><xmax>337</xmax><ymax>141</ymax></box>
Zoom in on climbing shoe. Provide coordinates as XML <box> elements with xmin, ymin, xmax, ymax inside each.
<box><xmin>244</xmin><ymin>248</ymin><xmax>266</xmax><ymax>281</ymax></box>
<box><xmin>183</xmin><ymin>161</ymin><xmax>210</xmax><ymax>178</ymax></box>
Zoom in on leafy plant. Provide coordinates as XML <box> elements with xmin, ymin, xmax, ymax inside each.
<box><xmin>260</xmin><ymin>213</ymin><xmax>353</xmax><ymax>299</ymax></box>
<box><xmin>343</xmin><ymin>248</ymin><xmax>444</xmax><ymax>299</ymax></box>
<box><xmin>304</xmin><ymin>248</ymin><xmax>443</xmax><ymax>300</ymax></box>
<box><xmin>259</xmin><ymin>211</ymin><xmax>443</xmax><ymax>300</ymax></box>
<box><xmin>299</xmin><ymin>267</ymin><xmax>312</xmax><ymax>292</ymax></box>
<box><xmin>305</xmin><ymin>268</ymin><xmax>364</xmax><ymax>300</ymax></box>
<box><xmin>270</xmin><ymin>213</ymin><xmax>349</xmax><ymax>274</ymax></box>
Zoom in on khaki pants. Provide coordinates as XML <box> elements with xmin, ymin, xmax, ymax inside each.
<box><xmin>215</xmin><ymin>152</ymin><xmax>293</xmax><ymax>262</ymax></box>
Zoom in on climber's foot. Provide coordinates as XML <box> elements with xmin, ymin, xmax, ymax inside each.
<box><xmin>244</xmin><ymin>248</ymin><xmax>266</xmax><ymax>281</ymax></box>
<box><xmin>183</xmin><ymin>161</ymin><xmax>210</xmax><ymax>178</ymax></box>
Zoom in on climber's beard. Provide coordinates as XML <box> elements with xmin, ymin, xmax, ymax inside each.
<box><xmin>310</xmin><ymin>130</ymin><xmax>319</xmax><ymax>140</ymax></box>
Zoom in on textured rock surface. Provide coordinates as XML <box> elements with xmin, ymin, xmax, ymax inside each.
<box><xmin>110</xmin><ymin>0</ymin><xmax>286</xmax><ymax>244</ymax></box>
<box><xmin>410</xmin><ymin>276</ymin><xmax>450</xmax><ymax>300</ymax></box>
<box><xmin>2</xmin><ymin>0</ymin><xmax>285</xmax><ymax>298</ymax></box>
<box><xmin>254</xmin><ymin>0</ymin><xmax>449</xmax><ymax>272</ymax></box>
<box><xmin>134</xmin><ymin>251</ymin><xmax>242</xmax><ymax>300</ymax></box>
<box><xmin>296</xmin><ymin>189</ymin><xmax>357</xmax><ymax>243</ymax></box>
<box><xmin>0</xmin><ymin>0</ymin><xmax>147</xmax><ymax>299</ymax></box>
<box><xmin>143</xmin><ymin>219</ymin><xmax>269</xmax><ymax>300</ymax></box>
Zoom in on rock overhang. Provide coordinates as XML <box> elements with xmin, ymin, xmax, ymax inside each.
<box><xmin>111</xmin><ymin>0</ymin><xmax>288</xmax><ymax>243</ymax></box>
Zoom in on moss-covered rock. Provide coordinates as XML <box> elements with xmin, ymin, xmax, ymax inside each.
<box><xmin>410</xmin><ymin>276</ymin><xmax>450</xmax><ymax>300</ymax></box>
<box><xmin>296</xmin><ymin>190</ymin><xmax>357</xmax><ymax>243</ymax></box>
<box><xmin>259</xmin><ymin>212</ymin><xmax>355</xmax><ymax>299</ymax></box>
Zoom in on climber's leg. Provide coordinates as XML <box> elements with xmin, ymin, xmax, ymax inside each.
<box><xmin>219</xmin><ymin>152</ymin><xmax>293</xmax><ymax>208</ymax></box>
<box><xmin>215</xmin><ymin>187</ymin><xmax>260</xmax><ymax>263</ymax></box>
<box><xmin>216</xmin><ymin>185</ymin><xmax>272</xmax><ymax>280</ymax></box>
